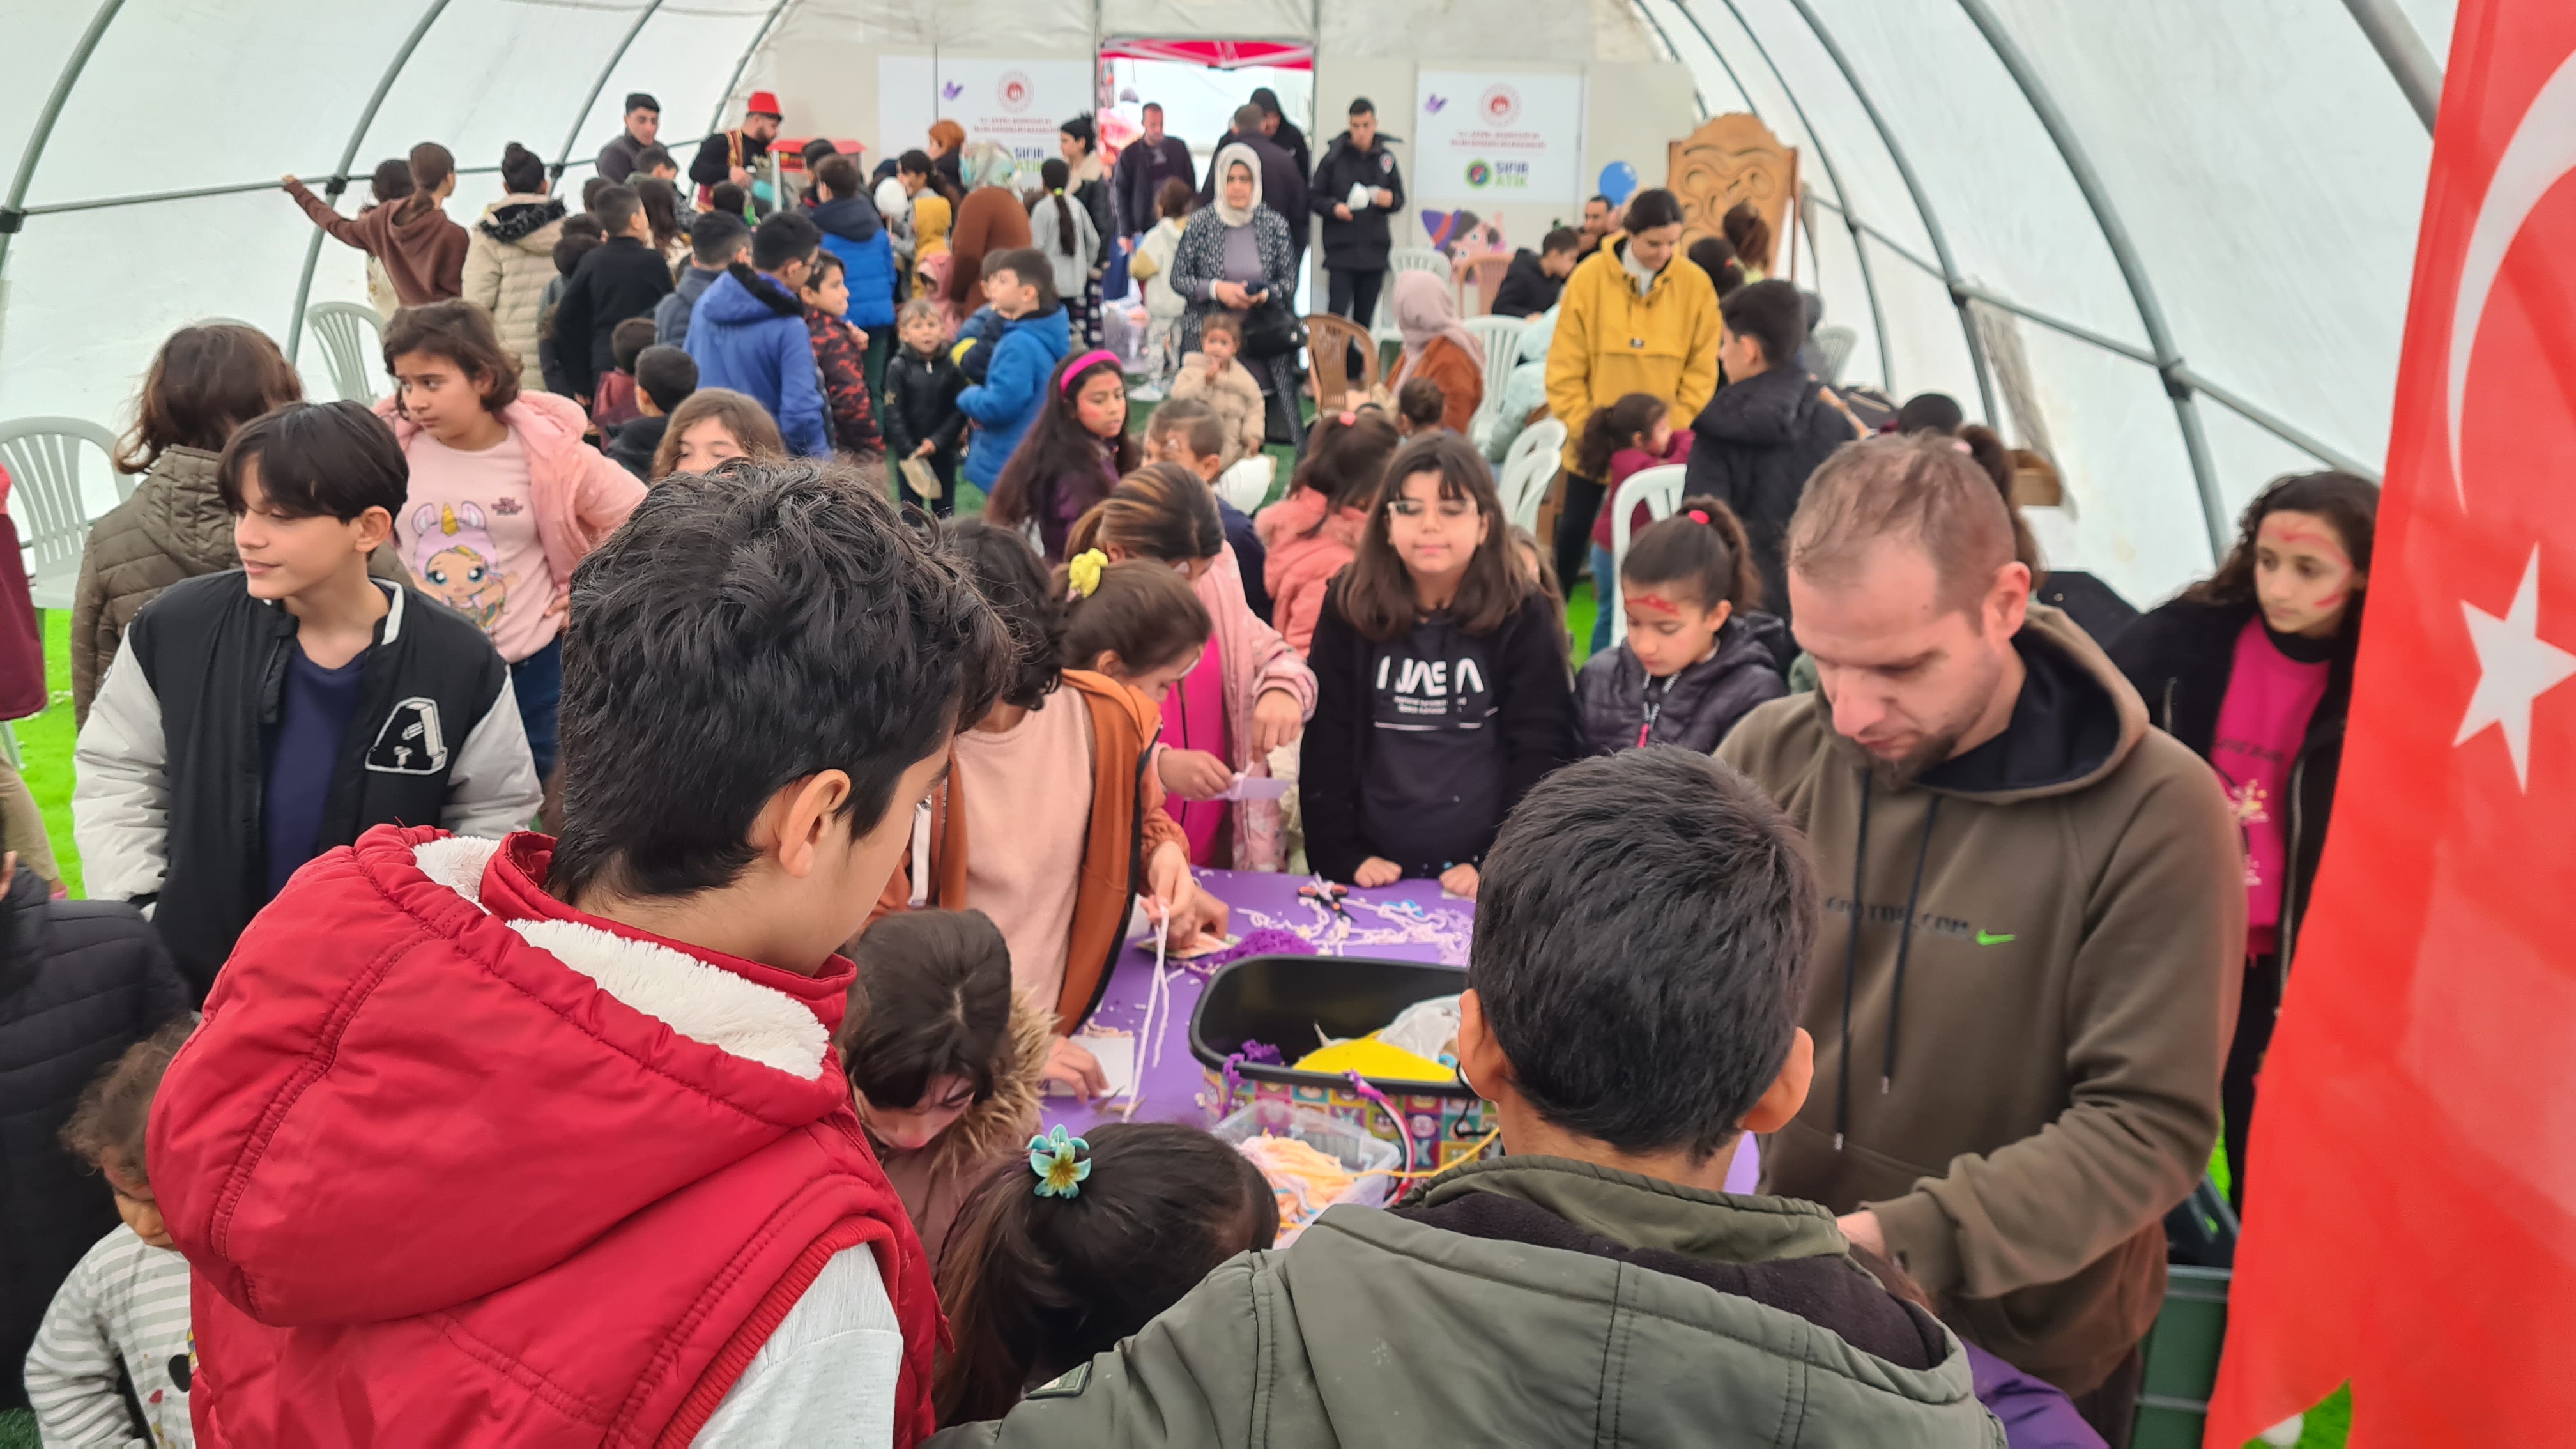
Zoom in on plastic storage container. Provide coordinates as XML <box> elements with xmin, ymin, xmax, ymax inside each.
<box><xmin>1190</xmin><ymin>954</ymin><xmax>1493</xmax><ymax>1173</ymax></box>
<box><xmin>1213</xmin><ymin>1098</ymin><xmax>1402</xmax><ymax>1242</ymax></box>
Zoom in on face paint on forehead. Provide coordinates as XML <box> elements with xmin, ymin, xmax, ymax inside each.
<box><xmin>2259</xmin><ymin>520</ymin><xmax>2352</xmax><ymax>567</ymax></box>
<box><xmin>1630</xmin><ymin>594</ymin><xmax>1682</xmax><ymax>617</ymax></box>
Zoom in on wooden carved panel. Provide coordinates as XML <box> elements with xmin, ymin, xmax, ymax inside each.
<box><xmin>1666</xmin><ymin>113</ymin><xmax>1798</xmax><ymax>272</ymax></box>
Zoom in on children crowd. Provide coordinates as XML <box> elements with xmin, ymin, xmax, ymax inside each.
<box><xmin>0</xmin><ymin>84</ymin><xmax>2373</xmax><ymax>1449</ymax></box>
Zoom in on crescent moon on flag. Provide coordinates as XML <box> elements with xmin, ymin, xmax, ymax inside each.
<box><xmin>2449</xmin><ymin>50</ymin><xmax>2576</xmax><ymax>507</ymax></box>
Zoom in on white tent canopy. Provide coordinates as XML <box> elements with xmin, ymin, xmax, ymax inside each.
<box><xmin>0</xmin><ymin>0</ymin><xmax>2448</xmax><ymax>607</ymax></box>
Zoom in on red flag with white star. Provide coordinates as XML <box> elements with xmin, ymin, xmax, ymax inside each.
<box><xmin>2207</xmin><ymin>7</ymin><xmax>2576</xmax><ymax>1444</ymax></box>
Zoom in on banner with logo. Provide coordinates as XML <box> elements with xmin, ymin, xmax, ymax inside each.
<box><xmin>2207</xmin><ymin>1</ymin><xmax>2576</xmax><ymax>1443</ymax></box>
<box><xmin>930</xmin><ymin>58</ymin><xmax>1096</xmax><ymax>171</ymax></box>
<box><xmin>1411</xmin><ymin>70</ymin><xmax>1584</xmax><ymax>206</ymax></box>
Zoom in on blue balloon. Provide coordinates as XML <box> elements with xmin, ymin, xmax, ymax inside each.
<box><xmin>1598</xmin><ymin>160</ymin><xmax>1639</xmax><ymax>205</ymax></box>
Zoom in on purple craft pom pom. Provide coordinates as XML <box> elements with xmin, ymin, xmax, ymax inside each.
<box><xmin>1193</xmin><ymin>928</ymin><xmax>1314</xmax><ymax>971</ymax></box>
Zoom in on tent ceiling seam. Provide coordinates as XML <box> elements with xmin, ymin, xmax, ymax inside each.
<box><xmin>1951</xmin><ymin>0</ymin><xmax>2227</xmax><ymax>560</ymax></box>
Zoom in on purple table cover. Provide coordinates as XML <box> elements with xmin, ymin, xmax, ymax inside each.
<box><xmin>1041</xmin><ymin>868</ymin><xmax>1761</xmax><ymax>1195</ymax></box>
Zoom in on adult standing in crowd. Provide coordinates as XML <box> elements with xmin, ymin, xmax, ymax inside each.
<box><xmin>1542</xmin><ymin>187</ymin><xmax>1719</xmax><ymax>595</ymax></box>
<box><xmin>1575</xmin><ymin>194</ymin><xmax>1615</xmax><ymax>259</ymax></box>
<box><xmin>1248</xmin><ymin>87</ymin><xmax>1312</xmax><ymax>188</ymax></box>
<box><xmin>928</xmin><ymin>118</ymin><xmax>968</xmax><ymax>194</ymax></box>
<box><xmin>593</xmin><ymin>93</ymin><xmax>659</xmax><ymax>183</ymax></box>
<box><xmin>2108</xmin><ymin>471</ymin><xmax>2377</xmax><ymax>1213</ymax></box>
<box><xmin>1059</xmin><ymin>116</ymin><xmax>1116</xmax><ymax>346</ymax></box>
<box><xmin>691</xmin><ymin>91</ymin><xmax>783</xmax><ymax>209</ymax></box>
<box><xmin>1720</xmin><ymin>434</ymin><xmax>2240</xmax><ymax>1446</ymax></box>
<box><xmin>946</xmin><ymin>143</ymin><xmax>1033</xmax><ymax>322</ymax></box>
<box><xmin>282</xmin><ymin>141</ymin><xmax>468</xmax><ymax>307</ymax></box>
<box><xmin>1199</xmin><ymin>105</ymin><xmax>1305</xmax><ymax>267</ymax></box>
<box><xmin>1172</xmin><ymin>144</ymin><xmax>1301</xmax><ymax>448</ymax></box>
<box><xmin>810</xmin><ymin>154</ymin><xmax>898</xmax><ymax>398</ymax></box>
<box><xmin>877</xmin><ymin>148</ymin><xmax>936</xmax><ymax>275</ymax></box>
<box><xmin>1113</xmin><ymin>102</ymin><xmax>1195</xmax><ymax>256</ymax></box>
<box><xmin>1310</xmin><ymin>97</ymin><xmax>1405</xmax><ymax>378</ymax></box>
<box><xmin>461</xmin><ymin>141</ymin><xmax>568</xmax><ymax>387</ymax></box>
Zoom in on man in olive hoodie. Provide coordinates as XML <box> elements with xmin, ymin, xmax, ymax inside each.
<box><xmin>930</xmin><ymin>747</ymin><xmax>2005</xmax><ymax>1448</ymax></box>
<box><xmin>1719</xmin><ymin>434</ymin><xmax>2239</xmax><ymax>1445</ymax></box>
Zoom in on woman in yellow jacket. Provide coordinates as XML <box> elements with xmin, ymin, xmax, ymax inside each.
<box><xmin>1543</xmin><ymin>188</ymin><xmax>1721</xmax><ymax>592</ymax></box>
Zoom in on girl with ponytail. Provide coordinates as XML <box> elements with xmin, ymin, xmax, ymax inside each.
<box><xmin>1063</xmin><ymin>463</ymin><xmax>1315</xmax><ymax>869</ymax></box>
<box><xmin>1031</xmin><ymin>157</ymin><xmax>1103</xmax><ymax>349</ymax></box>
<box><xmin>1573</xmin><ymin>493</ymin><xmax>1788</xmax><ymax>756</ymax></box>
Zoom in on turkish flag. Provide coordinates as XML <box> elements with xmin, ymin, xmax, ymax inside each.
<box><xmin>2206</xmin><ymin>7</ymin><xmax>2576</xmax><ymax>1445</ymax></box>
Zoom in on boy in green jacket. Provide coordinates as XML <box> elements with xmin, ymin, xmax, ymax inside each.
<box><xmin>930</xmin><ymin>747</ymin><xmax>2005</xmax><ymax>1447</ymax></box>
<box><xmin>1719</xmin><ymin>433</ymin><xmax>2240</xmax><ymax>1443</ymax></box>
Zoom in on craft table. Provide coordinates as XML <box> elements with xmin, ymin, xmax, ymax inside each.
<box><xmin>1042</xmin><ymin>868</ymin><xmax>1762</xmax><ymax>1196</ymax></box>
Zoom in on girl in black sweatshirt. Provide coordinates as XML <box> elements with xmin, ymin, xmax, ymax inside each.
<box><xmin>1301</xmin><ymin>433</ymin><xmax>1575</xmax><ymax>898</ymax></box>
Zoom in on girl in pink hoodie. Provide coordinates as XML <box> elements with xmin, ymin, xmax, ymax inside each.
<box><xmin>1067</xmin><ymin>463</ymin><xmax>1315</xmax><ymax>869</ymax></box>
<box><xmin>1256</xmin><ymin>408</ymin><xmax>1400</xmax><ymax>655</ymax></box>
<box><xmin>377</xmin><ymin>301</ymin><xmax>645</xmax><ymax>779</ymax></box>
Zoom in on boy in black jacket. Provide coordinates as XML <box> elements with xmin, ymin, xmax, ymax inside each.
<box><xmin>882</xmin><ymin>298</ymin><xmax>967</xmax><ymax>516</ymax></box>
<box><xmin>73</xmin><ymin>402</ymin><xmax>542</xmax><ymax>996</ymax></box>
<box><xmin>552</xmin><ymin>185</ymin><xmax>676</xmax><ymax>404</ymax></box>
<box><xmin>1680</xmin><ymin>280</ymin><xmax>1867</xmax><ymax>617</ymax></box>
<box><xmin>607</xmin><ymin>344</ymin><xmax>697</xmax><ymax>479</ymax></box>
<box><xmin>1492</xmin><ymin>227</ymin><xmax>1578</xmax><ymax>318</ymax></box>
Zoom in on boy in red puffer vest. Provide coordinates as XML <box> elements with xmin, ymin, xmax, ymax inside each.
<box><xmin>147</xmin><ymin>463</ymin><xmax>1015</xmax><ymax>1447</ymax></box>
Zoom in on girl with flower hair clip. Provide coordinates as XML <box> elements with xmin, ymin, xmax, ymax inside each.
<box><xmin>933</xmin><ymin>1122</ymin><xmax>1277</xmax><ymax>1423</ymax></box>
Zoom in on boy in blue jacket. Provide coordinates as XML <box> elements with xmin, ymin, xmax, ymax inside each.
<box><xmin>809</xmin><ymin>154</ymin><xmax>898</xmax><ymax>401</ymax></box>
<box><xmin>954</xmin><ymin>247</ymin><xmax>1071</xmax><ymax>495</ymax></box>
<box><xmin>682</xmin><ymin>210</ymin><xmax>830</xmax><ymax>457</ymax></box>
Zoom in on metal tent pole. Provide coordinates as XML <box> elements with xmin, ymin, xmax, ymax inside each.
<box><xmin>1952</xmin><ymin>0</ymin><xmax>2228</xmax><ymax>561</ymax></box>
<box><xmin>2339</xmin><ymin>0</ymin><xmax>2443</xmax><ymax>132</ymax></box>
<box><xmin>0</xmin><ymin>0</ymin><xmax>131</xmax><ymax>280</ymax></box>
<box><xmin>286</xmin><ymin>0</ymin><xmax>456</xmax><ymax>368</ymax></box>
<box><xmin>1775</xmin><ymin>0</ymin><xmax>1998</xmax><ymax>426</ymax></box>
<box><xmin>709</xmin><ymin>0</ymin><xmax>799</xmax><ymax>136</ymax></box>
<box><xmin>558</xmin><ymin>0</ymin><xmax>674</xmax><ymax>178</ymax></box>
<box><xmin>1667</xmin><ymin>1</ymin><xmax>1895</xmax><ymax>394</ymax></box>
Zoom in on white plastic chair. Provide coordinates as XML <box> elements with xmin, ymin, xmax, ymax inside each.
<box><xmin>1463</xmin><ymin>314</ymin><xmax>1527</xmax><ymax>448</ymax></box>
<box><xmin>305</xmin><ymin>301</ymin><xmax>386</xmax><ymax>404</ymax></box>
<box><xmin>1497</xmin><ymin>418</ymin><xmax>1566</xmax><ymax>534</ymax></box>
<box><xmin>0</xmin><ymin>417</ymin><xmax>134</xmax><ymax>612</ymax></box>
<box><xmin>1217</xmin><ymin>454</ymin><xmax>1275</xmax><ymax>516</ymax></box>
<box><xmin>1813</xmin><ymin>325</ymin><xmax>1857</xmax><ymax>385</ymax></box>
<box><xmin>1607</xmin><ymin>463</ymin><xmax>1689</xmax><ymax>645</ymax></box>
<box><xmin>1373</xmin><ymin>248</ymin><xmax>1453</xmax><ymax>347</ymax></box>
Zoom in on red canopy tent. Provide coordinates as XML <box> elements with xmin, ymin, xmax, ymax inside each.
<box><xmin>1096</xmin><ymin>38</ymin><xmax>1312</xmax><ymax>71</ymax></box>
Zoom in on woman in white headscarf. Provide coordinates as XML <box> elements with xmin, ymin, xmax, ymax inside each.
<box><xmin>1170</xmin><ymin>142</ymin><xmax>1301</xmax><ymax>446</ymax></box>
<box><xmin>947</xmin><ymin>140</ymin><xmax>1033</xmax><ymax>315</ymax></box>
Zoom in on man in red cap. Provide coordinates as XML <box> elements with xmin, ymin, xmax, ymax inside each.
<box><xmin>691</xmin><ymin>90</ymin><xmax>785</xmax><ymax>211</ymax></box>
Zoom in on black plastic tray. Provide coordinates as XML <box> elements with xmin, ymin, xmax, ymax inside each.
<box><xmin>1188</xmin><ymin>953</ymin><xmax>1475</xmax><ymax>1098</ymax></box>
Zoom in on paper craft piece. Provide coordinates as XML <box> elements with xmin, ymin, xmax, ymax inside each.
<box><xmin>1047</xmin><ymin>1032</ymin><xmax>1137</xmax><ymax>1099</ymax></box>
<box><xmin>1172</xmin><ymin>932</ymin><xmax>1239</xmax><ymax>960</ymax></box>
<box><xmin>1346</xmin><ymin>181</ymin><xmax>1373</xmax><ymax>211</ymax></box>
<box><xmin>1215</xmin><ymin>774</ymin><xmax>1292</xmax><ymax>801</ymax></box>
<box><xmin>899</xmin><ymin>457</ymin><xmax>942</xmax><ymax>500</ymax></box>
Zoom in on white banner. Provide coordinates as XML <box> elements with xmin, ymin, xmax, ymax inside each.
<box><xmin>931</xmin><ymin>58</ymin><xmax>1098</xmax><ymax>172</ymax></box>
<box><xmin>1411</xmin><ymin>71</ymin><xmax>1586</xmax><ymax>206</ymax></box>
<box><xmin>877</xmin><ymin>54</ymin><xmax>937</xmax><ymax>160</ymax></box>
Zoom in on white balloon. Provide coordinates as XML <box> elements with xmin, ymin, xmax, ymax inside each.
<box><xmin>2448</xmin><ymin>50</ymin><xmax>2576</xmax><ymax>506</ymax></box>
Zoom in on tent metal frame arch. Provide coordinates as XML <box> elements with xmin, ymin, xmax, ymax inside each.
<box><xmin>0</xmin><ymin>0</ymin><xmax>2442</xmax><ymax>505</ymax></box>
<box><xmin>1949</xmin><ymin>0</ymin><xmax>2225</xmax><ymax>560</ymax></box>
<box><xmin>284</xmin><ymin>0</ymin><xmax>457</xmax><ymax>368</ymax></box>
<box><xmin>1658</xmin><ymin>0</ymin><xmax>1906</xmax><ymax>402</ymax></box>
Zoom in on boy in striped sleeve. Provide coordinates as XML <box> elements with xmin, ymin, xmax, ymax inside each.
<box><xmin>26</xmin><ymin>1021</ymin><xmax>196</xmax><ymax>1447</ymax></box>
